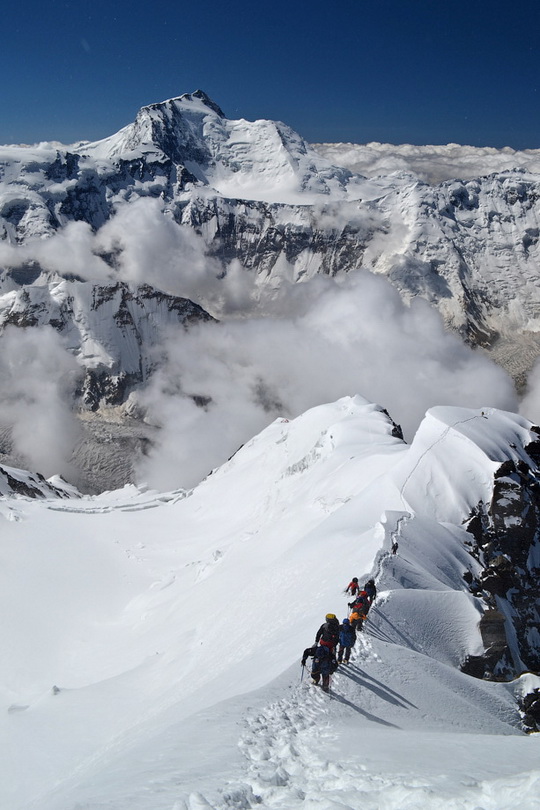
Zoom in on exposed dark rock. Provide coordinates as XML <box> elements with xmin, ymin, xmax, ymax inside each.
<box><xmin>461</xmin><ymin>609</ymin><xmax>513</xmax><ymax>680</ymax></box>
<box><xmin>461</xmin><ymin>440</ymin><xmax>540</xmax><ymax>680</ymax></box>
<box><xmin>520</xmin><ymin>689</ymin><xmax>540</xmax><ymax>733</ymax></box>
<box><xmin>0</xmin><ymin>464</ymin><xmax>75</xmax><ymax>499</ymax></box>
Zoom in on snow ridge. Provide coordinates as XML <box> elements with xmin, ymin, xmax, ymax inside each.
<box><xmin>2</xmin><ymin>398</ymin><xmax>540</xmax><ymax>809</ymax></box>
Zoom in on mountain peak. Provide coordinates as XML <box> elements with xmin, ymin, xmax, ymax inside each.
<box><xmin>141</xmin><ymin>89</ymin><xmax>225</xmax><ymax>120</ymax></box>
<box><xmin>180</xmin><ymin>89</ymin><xmax>225</xmax><ymax>118</ymax></box>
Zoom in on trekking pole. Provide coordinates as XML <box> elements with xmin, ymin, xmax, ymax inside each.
<box><xmin>301</xmin><ymin>663</ymin><xmax>305</xmax><ymax>682</ymax></box>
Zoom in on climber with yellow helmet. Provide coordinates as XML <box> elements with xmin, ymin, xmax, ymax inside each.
<box><xmin>315</xmin><ymin>613</ymin><xmax>340</xmax><ymax>651</ymax></box>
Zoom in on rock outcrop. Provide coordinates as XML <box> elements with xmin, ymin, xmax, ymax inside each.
<box><xmin>462</xmin><ymin>430</ymin><xmax>540</xmax><ymax>680</ymax></box>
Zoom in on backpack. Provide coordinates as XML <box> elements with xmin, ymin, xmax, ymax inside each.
<box><xmin>351</xmin><ymin>594</ymin><xmax>368</xmax><ymax>614</ymax></box>
<box><xmin>364</xmin><ymin>581</ymin><xmax>376</xmax><ymax>599</ymax></box>
<box><xmin>320</xmin><ymin>618</ymin><xmax>340</xmax><ymax>644</ymax></box>
<box><xmin>339</xmin><ymin>623</ymin><xmax>356</xmax><ymax>647</ymax></box>
<box><xmin>314</xmin><ymin>645</ymin><xmax>337</xmax><ymax>675</ymax></box>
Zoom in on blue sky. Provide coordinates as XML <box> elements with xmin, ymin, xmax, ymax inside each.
<box><xmin>2</xmin><ymin>0</ymin><xmax>539</xmax><ymax>148</ymax></box>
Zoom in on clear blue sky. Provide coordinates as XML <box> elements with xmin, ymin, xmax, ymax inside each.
<box><xmin>2</xmin><ymin>0</ymin><xmax>539</xmax><ymax>148</ymax></box>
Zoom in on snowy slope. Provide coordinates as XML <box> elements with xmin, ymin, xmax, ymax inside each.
<box><xmin>2</xmin><ymin>396</ymin><xmax>540</xmax><ymax>809</ymax></box>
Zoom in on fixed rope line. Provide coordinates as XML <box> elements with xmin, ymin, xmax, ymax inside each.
<box><xmin>389</xmin><ymin>413</ymin><xmax>487</xmax><ymax>553</ymax></box>
<box><xmin>398</xmin><ymin>414</ymin><xmax>484</xmax><ymax>505</ymax></box>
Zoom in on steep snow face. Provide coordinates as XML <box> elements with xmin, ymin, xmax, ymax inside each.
<box><xmin>2</xmin><ymin>397</ymin><xmax>540</xmax><ymax>809</ymax></box>
<box><xmin>368</xmin><ymin>173</ymin><xmax>540</xmax><ymax>342</ymax></box>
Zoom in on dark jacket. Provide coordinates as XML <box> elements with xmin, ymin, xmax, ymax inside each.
<box><xmin>315</xmin><ymin>618</ymin><xmax>340</xmax><ymax>646</ymax></box>
<box><xmin>364</xmin><ymin>581</ymin><xmax>377</xmax><ymax>601</ymax></box>
<box><xmin>302</xmin><ymin>645</ymin><xmax>317</xmax><ymax>666</ymax></box>
<box><xmin>311</xmin><ymin>644</ymin><xmax>337</xmax><ymax>676</ymax></box>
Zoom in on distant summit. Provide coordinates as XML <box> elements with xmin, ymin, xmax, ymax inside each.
<box><xmin>163</xmin><ymin>89</ymin><xmax>226</xmax><ymax>118</ymax></box>
<box><xmin>0</xmin><ymin>90</ymin><xmax>540</xmax><ymax>418</ymax></box>
<box><xmin>75</xmin><ymin>89</ymin><xmax>355</xmax><ymax>202</ymax></box>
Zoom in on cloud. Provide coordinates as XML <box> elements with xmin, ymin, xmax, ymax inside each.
<box><xmin>519</xmin><ymin>360</ymin><xmax>540</xmax><ymax>427</ymax></box>
<box><xmin>312</xmin><ymin>143</ymin><xmax>540</xmax><ymax>184</ymax></box>
<box><xmin>0</xmin><ymin>198</ymin><xmax>249</xmax><ymax>314</ymax></box>
<box><xmin>135</xmin><ymin>270</ymin><xmax>518</xmax><ymax>490</ymax></box>
<box><xmin>0</xmin><ymin>197</ymin><xmax>521</xmax><ymax>492</ymax></box>
<box><xmin>0</xmin><ymin>326</ymin><xmax>82</xmax><ymax>478</ymax></box>
<box><xmin>94</xmin><ymin>199</ymin><xmax>224</xmax><ymax>299</ymax></box>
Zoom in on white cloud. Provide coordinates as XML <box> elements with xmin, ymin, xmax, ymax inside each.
<box><xmin>0</xmin><ymin>197</ymin><xmax>522</xmax><ymax>491</ymax></box>
<box><xmin>136</xmin><ymin>271</ymin><xmax>518</xmax><ymax>490</ymax></box>
<box><xmin>0</xmin><ymin>326</ymin><xmax>82</xmax><ymax>478</ymax></box>
<box><xmin>312</xmin><ymin>143</ymin><xmax>540</xmax><ymax>184</ymax></box>
<box><xmin>519</xmin><ymin>359</ymin><xmax>540</xmax><ymax>426</ymax></box>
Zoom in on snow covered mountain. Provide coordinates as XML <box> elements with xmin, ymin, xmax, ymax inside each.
<box><xmin>0</xmin><ymin>462</ymin><xmax>78</xmax><ymax>499</ymax></box>
<box><xmin>0</xmin><ymin>278</ymin><xmax>213</xmax><ymax>408</ymax></box>
<box><xmin>1</xmin><ymin>91</ymin><xmax>540</xmax><ymax>492</ymax></box>
<box><xmin>2</xmin><ymin>397</ymin><xmax>540</xmax><ymax>809</ymax></box>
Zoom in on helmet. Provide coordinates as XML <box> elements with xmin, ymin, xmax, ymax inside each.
<box><xmin>352</xmin><ymin>577</ymin><xmax>358</xmax><ymax>583</ymax></box>
<box><xmin>325</xmin><ymin>613</ymin><xmax>336</xmax><ymax>620</ymax></box>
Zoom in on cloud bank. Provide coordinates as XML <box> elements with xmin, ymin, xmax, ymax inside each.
<box><xmin>135</xmin><ymin>271</ymin><xmax>518</xmax><ymax>490</ymax></box>
<box><xmin>0</xmin><ymin>198</ymin><xmax>524</xmax><ymax>490</ymax></box>
<box><xmin>312</xmin><ymin>143</ymin><xmax>540</xmax><ymax>184</ymax></box>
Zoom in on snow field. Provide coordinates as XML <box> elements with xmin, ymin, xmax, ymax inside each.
<box><xmin>2</xmin><ymin>397</ymin><xmax>540</xmax><ymax>808</ymax></box>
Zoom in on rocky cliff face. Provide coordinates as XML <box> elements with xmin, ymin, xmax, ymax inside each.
<box><xmin>0</xmin><ymin>277</ymin><xmax>213</xmax><ymax>409</ymax></box>
<box><xmin>0</xmin><ymin>463</ymin><xmax>78</xmax><ymax>498</ymax></box>
<box><xmin>461</xmin><ymin>431</ymin><xmax>540</xmax><ymax>683</ymax></box>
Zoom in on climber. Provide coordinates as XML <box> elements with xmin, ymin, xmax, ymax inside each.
<box><xmin>337</xmin><ymin>617</ymin><xmax>356</xmax><ymax>664</ymax></box>
<box><xmin>344</xmin><ymin>577</ymin><xmax>360</xmax><ymax>597</ymax></box>
<box><xmin>349</xmin><ymin>608</ymin><xmax>365</xmax><ymax>632</ymax></box>
<box><xmin>315</xmin><ymin>613</ymin><xmax>340</xmax><ymax>650</ymax></box>
<box><xmin>348</xmin><ymin>592</ymin><xmax>369</xmax><ymax>631</ymax></box>
<box><xmin>348</xmin><ymin>590</ymin><xmax>369</xmax><ymax>615</ymax></box>
<box><xmin>363</xmin><ymin>579</ymin><xmax>377</xmax><ymax>607</ymax></box>
<box><xmin>311</xmin><ymin>643</ymin><xmax>337</xmax><ymax>692</ymax></box>
<box><xmin>301</xmin><ymin>645</ymin><xmax>317</xmax><ymax>667</ymax></box>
